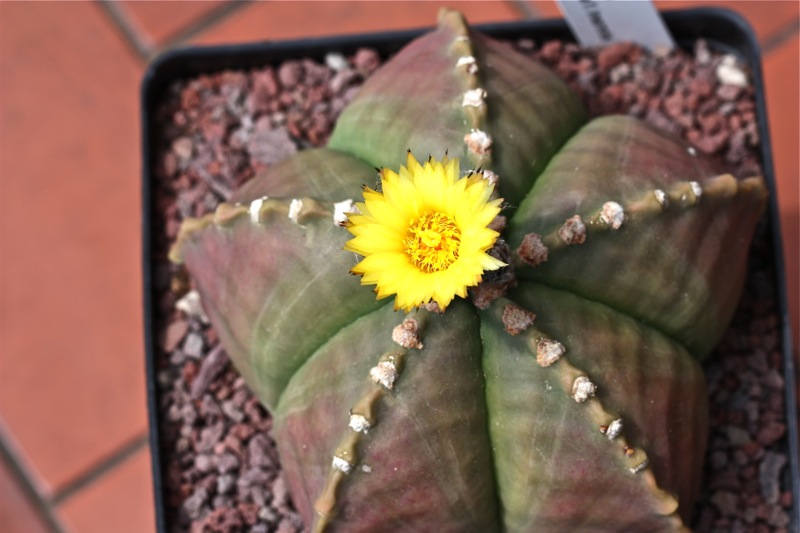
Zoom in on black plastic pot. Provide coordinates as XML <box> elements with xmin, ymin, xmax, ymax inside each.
<box><xmin>142</xmin><ymin>8</ymin><xmax>798</xmax><ymax>532</ymax></box>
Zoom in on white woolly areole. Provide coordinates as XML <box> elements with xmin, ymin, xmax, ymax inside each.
<box><xmin>361</xmin><ymin>464</ymin><xmax>372</xmax><ymax>473</ymax></box>
<box><xmin>288</xmin><ymin>198</ymin><xmax>304</xmax><ymax>223</ymax></box>
<box><xmin>606</xmin><ymin>418</ymin><xmax>623</xmax><ymax>440</ymax></box>
<box><xmin>630</xmin><ymin>458</ymin><xmax>649</xmax><ymax>474</ymax></box>
<box><xmin>600</xmin><ymin>201</ymin><xmax>625</xmax><ymax>230</ymax></box>
<box><xmin>456</xmin><ymin>55</ymin><xmax>478</xmax><ymax>74</ymax></box>
<box><xmin>332</xmin><ymin>456</ymin><xmax>354</xmax><ymax>474</ymax></box>
<box><xmin>462</xmin><ymin>88</ymin><xmax>487</xmax><ymax>108</ymax></box>
<box><xmin>654</xmin><ymin>189</ymin><xmax>669</xmax><ymax>208</ymax></box>
<box><xmin>482</xmin><ymin>169</ymin><xmax>499</xmax><ymax>186</ymax></box>
<box><xmin>333</xmin><ymin>199</ymin><xmax>357</xmax><ymax>226</ymax></box>
<box><xmin>690</xmin><ymin>181</ymin><xmax>703</xmax><ymax>200</ymax></box>
<box><xmin>536</xmin><ymin>338</ymin><xmax>565</xmax><ymax>368</ymax></box>
<box><xmin>348</xmin><ymin>414</ymin><xmax>371</xmax><ymax>433</ymax></box>
<box><xmin>687</xmin><ymin>146</ymin><xmax>697</xmax><ymax>156</ymax></box>
<box><xmin>370</xmin><ymin>361</ymin><xmax>398</xmax><ymax>390</ymax></box>
<box><xmin>392</xmin><ymin>318</ymin><xmax>423</xmax><ymax>349</ymax></box>
<box><xmin>572</xmin><ymin>376</ymin><xmax>597</xmax><ymax>403</ymax></box>
<box><xmin>464</xmin><ymin>129</ymin><xmax>492</xmax><ymax>155</ymax></box>
<box><xmin>249</xmin><ymin>197</ymin><xmax>266</xmax><ymax>223</ymax></box>
<box><xmin>558</xmin><ymin>215</ymin><xmax>587</xmax><ymax>244</ymax></box>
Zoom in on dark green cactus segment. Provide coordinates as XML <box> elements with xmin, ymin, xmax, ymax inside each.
<box><xmin>480</xmin><ymin>282</ymin><xmax>706</xmax><ymax>531</ymax></box>
<box><xmin>326</xmin><ymin>12</ymin><xmax>471</xmax><ymax>176</ymax></box>
<box><xmin>231</xmin><ymin>148</ymin><xmax>379</xmax><ymax>204</ymax></box>
<box><xmin>275</xmin><ymin>301</ymin><xmax>501</xmax><ymax>532</ymax></box>
<box><xmin>327</xmin><ymin>9</ymin><xmax>585</xmax><ymax>206</ymax></box>
<box><xmin>508</xmin><ymin>115</ymin><xmax>768</xmax><ymax>358</ymax></box>
<box><xmin>172</xmin><ymin>199</ymin><xmax>383</xmax><ymax>410</ymax></box>
<box><xmin>471</xmin><ymin>32</ymin><xmax>586</xmax><ymax>203</ymax></box>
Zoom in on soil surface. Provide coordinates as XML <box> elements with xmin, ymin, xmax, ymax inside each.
<box><xmin>149</xmin><ymin>35</ymin><xmax>793</xmax><ymax>532</ymax></box>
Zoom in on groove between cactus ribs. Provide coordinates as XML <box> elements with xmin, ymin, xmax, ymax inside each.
<box><xmin>488</xmin><ymin>296</ymin><xmax>686</xmax><ymax>528</ymax></box>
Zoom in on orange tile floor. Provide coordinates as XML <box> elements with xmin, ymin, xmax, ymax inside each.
<box><xmin>0</xmin><ymin>1</ymin><xmax>797</xmax><ymax>531</ymax></box>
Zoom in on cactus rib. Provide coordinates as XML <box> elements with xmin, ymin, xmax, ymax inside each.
<box><xmin>489</xmin><ymin>298</ymin><xmax>683</xmax><ymax>521</ymax></box>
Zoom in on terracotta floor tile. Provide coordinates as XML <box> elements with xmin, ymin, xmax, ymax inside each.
<box><xmin>525</xmin><ymin>0</ymin><xmax>561</xmax><ymax>19</ymax></box>
<box><xmin>119</xmin><ymin>0</ymin><xmax>227</xmax><ymax>47</ymax></box>
<box><xmin>763</xmin><ymin>34</ymin><xmax>800</xmax><ymax>358</ymax></box>
<box><xmin>191</xmin><ymin>1</ymin><xmax>523</xmax><ymax>46</ymax></box>
<box><xmin>58</xmin><ymin>446</ymin><xmax>156</xmax><ymax>533</ymax></box>
<box><xmin>0</xmin><ymin>450</ymin><xmax>50</xmax><ymax>533</ymax></box>
<box><xmin>0</xmin><ymin>2</ymin><xmax>147</xmax><ymax>493</ymax></box>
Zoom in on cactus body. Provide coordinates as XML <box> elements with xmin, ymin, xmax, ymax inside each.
<box><xmin>171</xmin><ymin>10</ymin><xmax>767</xmax><ymax>532</ymax></box>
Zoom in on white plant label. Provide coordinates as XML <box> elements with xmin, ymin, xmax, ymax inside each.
<box><xmin>555</xmin><ymin>0</ymin><xmax>676</xmax><ymax>51</ymax></box>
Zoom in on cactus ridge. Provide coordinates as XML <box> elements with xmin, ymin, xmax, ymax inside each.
<box><xmin>436</xmin><ymin>8</ymin><xmax>496</xmax><ymax>176</ymax></box>
<box><xmin>313</xmin><ymin>315</ymin><xmax>428</xmax><ymax>532</ymax></box>
<box><xmin>489</xmin><ymin>297</ymin><xmax>683</xmax><ymax>523</ymax></box>
<box><xmin>170</xmin><ymin>196</ymin><xmax>341</xmax><ymax>264</ymax></box>
<box><xmin>510</xmin><ymin>171</ymin><xmax>767</xmax><ymax>359</ymax></box>
<box><xmin>515</xmin><ymin>173</ymin><xmax>758</xmax><ymax>265</ymax></box>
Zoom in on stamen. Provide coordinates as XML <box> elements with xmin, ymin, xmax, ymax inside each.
<box><xmin>404</xmin><ymin>211</ymin><xmax>462</xmax><ymax>273</ymax></box>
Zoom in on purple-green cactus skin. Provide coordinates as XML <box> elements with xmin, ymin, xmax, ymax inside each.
<box><xmin>170</xmin><ymin>9</ymin><xmax>768</xmax><ymax>532</ymax></box>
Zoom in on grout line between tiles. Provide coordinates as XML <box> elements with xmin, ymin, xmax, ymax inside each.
<box><xmin>0</xmin><ymin>421</ymin><xmax>68</xmax><ymax>533</ymax></box>
<box><xmin>510</xmin><ymin>0</ymin><xmax>542</xmax><ymax>20</ymax></box>
<box><xmin>761</xmin><ymin>14</ymin><xmax>800</xmax><ymax>55</ymax></box>
<box><xmin>94</xmin><ymin>0</ymin><xmax>153</xmax><ymax>62</ymax></box>
<box><xmin>50</xmin><ymin>432</ymin><xmax>149</xmax><ymax>506</ymax></box>
<box><xmin>151</xmin><ymin>0</ymin><xmax>254</xmax><ymax>59</ymax></box>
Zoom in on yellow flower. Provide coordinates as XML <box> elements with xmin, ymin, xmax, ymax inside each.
<box><xmin>344</xmin><ymin>152</ymin><xmax>506</xmax><ymax>312</ymax></box>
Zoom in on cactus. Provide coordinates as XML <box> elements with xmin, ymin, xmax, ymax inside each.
<box><xmin>169</xmin><ymin>9</ymin><xmax>767</xmax><ymax>532</ymax></box>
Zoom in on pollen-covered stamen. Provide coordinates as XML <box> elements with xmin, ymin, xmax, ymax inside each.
<box><xmin>404</xmin><ymin>211</ymin><xmax>462</xmax><ymax>273</ymax></box>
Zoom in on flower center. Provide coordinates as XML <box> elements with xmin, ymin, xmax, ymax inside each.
<box><xmin>404</xmin><ymin>211</ymin><xmax>461</xmax><ymax>273</ymax></box>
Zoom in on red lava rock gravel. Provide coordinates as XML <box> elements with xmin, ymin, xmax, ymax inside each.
<box><xmin>149</xmin><ymin>37</ymin><xmax>794</xmax><ymax>532</ymax></box>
